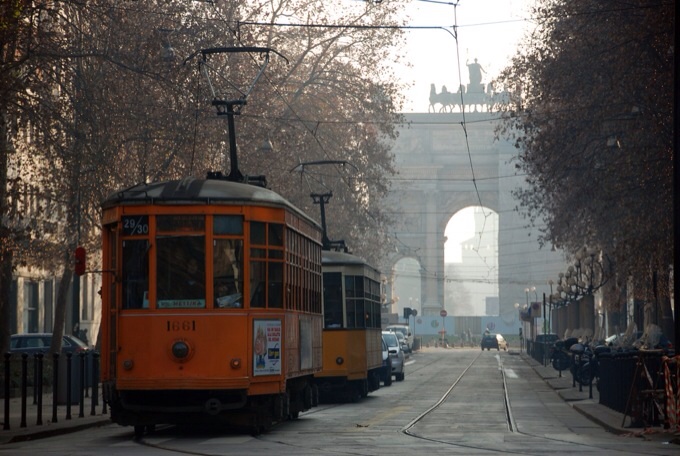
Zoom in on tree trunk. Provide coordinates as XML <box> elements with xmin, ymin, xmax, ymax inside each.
<box><xmin>50</xmin><ymin>258</ymin><xmax>73</xmax><ymax>355</ymax></box>
<box><xmin>0</xmin><ymin>247</ymin><xmax>12</xmax><ymax>355</ymax></box>
<box><xmin>0</xmin><ymin>115</ymin><xmax>13</xmax><ymax>354</ymax></box>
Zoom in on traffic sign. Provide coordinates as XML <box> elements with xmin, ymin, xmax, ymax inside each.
<box><xmin>440</xmin><ymin>309</ymin><xmax>447</xmax><ymax>317</ymax></box>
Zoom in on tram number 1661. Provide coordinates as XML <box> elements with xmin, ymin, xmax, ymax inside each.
<box><xmin>167</xmin><ymin>320</ymin><xmax>196</xmax><ymax>332</ymax></box>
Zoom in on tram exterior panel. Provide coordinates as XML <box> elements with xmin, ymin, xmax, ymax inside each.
<box><xmin>315</xmin><ymin>250</ymin><xmax>383</xmax><ymax>398</ymax></box>
<box><xmin>99</xmin><ymin>178</ymin><xmax>323</xmax><ymax>430</ymax></box>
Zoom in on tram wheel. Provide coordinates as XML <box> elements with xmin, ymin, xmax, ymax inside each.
<box><xmin>134</xmin><ymin>425</ymin><xmax>145</xmax><ymax>439</ymax></box>
<box><xmin>384</xmin><ymin>373</ymin><xmax>392</xmax><ymax>386</ymax></box>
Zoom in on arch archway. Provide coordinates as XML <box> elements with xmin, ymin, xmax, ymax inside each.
<box><xmin>381</xmin><ymin>112</ymin><xmax>565</xmax><ymax>326</ymax></box>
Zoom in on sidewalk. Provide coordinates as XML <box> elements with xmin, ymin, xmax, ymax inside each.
<box><xmin>1</xmin><ymin>388</ymin><xmax>111</xmax><ymax>444</ymax></box>
<box><xmin>520</xmin><ymin>352</ymin><xmax>680</xmax><ymax>444</ymax></box>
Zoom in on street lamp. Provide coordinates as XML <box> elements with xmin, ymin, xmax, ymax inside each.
<box><xmin>514</xmin><ymin>302</ymin><xmax>524</xmax><ymax>352</ymax></box>
<box><xmin>547</xmin><ymin>279</ymin><xmax>554</xmax><ymax>335</ymax></box>
<box><xmin>524</xmin><ymin>288</ymin><xmax>530</xmax><ymax>307</ymax></box>
<box><xmin>552</xmin><ymin>247</ymin><xmax>609</xmax><ymax>341</ymax></box>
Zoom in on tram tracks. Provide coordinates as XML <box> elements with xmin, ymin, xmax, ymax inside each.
<box><xmin>132</xmin><ymin>350</ymin><xmax>669</xmax><ymax>456</ymax></box>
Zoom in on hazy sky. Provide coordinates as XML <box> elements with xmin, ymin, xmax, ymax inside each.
<box><xmin>396</xmin><ymin>1</ymin><xmax>533</xmax><ymax>259</ymax></box>
<box><xmin>396</xmin><ymin>0</ymin><xmax>532</xmax><ymax>112</ymax></box>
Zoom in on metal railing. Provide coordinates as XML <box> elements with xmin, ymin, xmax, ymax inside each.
<box><xmin>2</xmin><ymin>351</ymin><xmax>106</xmax><ymax>430</ymax></box>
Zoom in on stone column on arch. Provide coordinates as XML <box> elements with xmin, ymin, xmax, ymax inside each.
<box><xmin>421</xmin><ymin>191</ymin><xmax>442</xmax><ymax>316</ymax></box>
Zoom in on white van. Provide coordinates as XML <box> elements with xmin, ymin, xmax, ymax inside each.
<box><xmin>385</xmin><ymin>324</ymin><xmax>411</xmax><ymax>352</ymax></box>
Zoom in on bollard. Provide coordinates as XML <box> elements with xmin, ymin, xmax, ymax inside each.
<box><xmin>66</xmin><ymin>353</ymin><xmax>72</xmax><ymax>420</ymax></box>
<box><xmin>91</xmin><ymin>352</ymin><xmax>99</xmax><ymax>415</ymax></box>
<box><xmin>36</xmin><ymin>353</ymin><xmax>43</xmax><ymax>425</ymax></box>
<box><xmin>20</xmin><ymin>353</ymin><xmax>27</xmax><ymax>428</ymax></box>
<box><xmin>52</xmin><ymin>353</ymin><xmax>59</xmax><ymax>423</ymax></box>
<box><xmin>4</xmin><ymin>353</ymin><xmax>11</xmax><ymax>430</ymax></box>
<box><xmin>79</xmin><ymin>352</ymin><xmax>86</xmax><ymax>418</ymax></box>
<box><xmin>33</xmin><ymin>355</ymin><xmax>38</xmax><ymax>405</ymax></box>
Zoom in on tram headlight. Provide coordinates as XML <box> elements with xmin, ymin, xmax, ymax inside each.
<box><xmin>335</xmin><ymin>356</ymin><xmax>344</xmax><ymax>365</ymax></box>
<box><xmin>172</xmin><ymin>340</ymin><xmax>190</xmax><ymax>360</ymax></box>
<box><xmin>230</xmin><ymin>358</ymin><xmax>241</xmax><ymax>369</ymax></box>
<box><xmin>122</xmin><ymin>359</ymin><xmax>134</xmax><ymax>370</ymax></box>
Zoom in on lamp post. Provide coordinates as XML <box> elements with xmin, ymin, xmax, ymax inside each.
<box><xmin>514</xmin><ymin>302</ymin><xmax>523</xmax><ymax>352</ymax></box>
<box><xmin>552</xmin><ymin>247</ymin><xmax>609</xmax><ymax>341</ymax></box>
<box><xmin>548</xmin><ymin>280</ymin><xmax>554</xmax><ymax>335</ymax></box>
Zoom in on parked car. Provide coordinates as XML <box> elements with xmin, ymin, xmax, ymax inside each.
<box><xmin>380</xmin><ymin>335</ymin><xmax>393</xmax><ymax>386</ymax></box>
<box><xmin>10</xmin><ymin>333</ymin><xmax>89</xmax><ymax>356</ymax></box>
<box><xmin>481</xmin><ymin>333</ymin><xmax>499</xmax><ymax>351</ymax></box>
<box><xmin>381</xmin><ymin>331</ymin><xmax>405</xmax><ymax>381</ymax></box>
<box><xmin>385</xmin><ymin>324</ymin><xmax>411</xmax><ymax>351</ymax></box>
<box><xmin>496</xmin><ymin>334</ymin><xmax>508</xmax><ymax>351</ymax></box>
<box><xmin>394</xmin><ymin>331</ymin><xmax>410</xmax><ymax>356</ymax></box>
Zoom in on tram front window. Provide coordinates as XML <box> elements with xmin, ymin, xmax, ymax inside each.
<box><xmin>323</xmin><ymin>272</ymin><xmax>343</xmax><ymax>328</ymax></box>
<box><xmin>122</xmin><ymin>240</ymin><xmax>149</xmax><ymax>309</ymax></box>
<box><xmin>157</xmin><ymin>236</ymin><xmax>206</xmax><ymax>308</ymax></box>
<box><xmin>214</xmin><ymin>239</ymin><xmax>243</xmax><ymax>308</ymax></box>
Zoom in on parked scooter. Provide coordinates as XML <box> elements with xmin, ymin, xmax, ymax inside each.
<box><xmin>550</xmin><ymin>337</ymin><xmax>578</xmax><ymax>372</ymax></box>
<box><xmin>575</xmin><ymin>343</ymin><xmax>611</xmax><ymax>387</ymax></box>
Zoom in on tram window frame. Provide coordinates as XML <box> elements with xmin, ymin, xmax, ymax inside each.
<box><xmin>249</xmin><ymin>221</ymin><xmax>285</xmax><ymax>309</ymax></box>
<box><xmin>213</xmin><ymin>238</ymin><xmax>244</xmax><ymax>309</ymax></box>
<box><xmin>323</xmin><ymin>272</ymin><xmax>343</xmax><ymax>329</ymax></box>
<box><xmin>156</xmin><ymin>232</ymin><xmax>206</xmax><ymax>309</ymax></box>
<box><xmin>122</xmin><ymin>239</ymin><xmax>150</xmax><ymax>310</ymax></box>
<box><xmin>213</xmin><ymin>214</ymin><xmax>244</xmax><ymax>309</ymax></box>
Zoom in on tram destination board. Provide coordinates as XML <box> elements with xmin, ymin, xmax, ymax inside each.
<box><xmin>122</xmin><ymin>215</ymin><xmax>149</xmax><ymax>236</ymax></box>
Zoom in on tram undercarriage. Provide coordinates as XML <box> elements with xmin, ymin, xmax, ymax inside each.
<box><xmin>104</xmin><ymin>378</ymin><xmax>319</xmax><ymax>437</ymax></box>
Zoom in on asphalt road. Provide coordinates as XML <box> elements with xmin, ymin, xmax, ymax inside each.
<box><xmin>2</xmin><ymin>347</ymin><xmax>677</xmax><ymax>455</ymax></box>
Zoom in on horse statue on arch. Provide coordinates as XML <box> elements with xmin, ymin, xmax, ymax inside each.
<box><xmin>429</xmin><ymin>84</ymin><xmax>459</xmax><ymax>113</ymax></box>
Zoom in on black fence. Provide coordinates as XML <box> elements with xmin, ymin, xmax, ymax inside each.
<box><xmin>527</xmin><ymin>339</ymin><xmax>676</xmax><ymax>428</ymax></box>
<box><xmin>526</xmin><ymin>340</ymin><xmax>551</xmax><ymax>366</ymax></box>
<box><xmin>2</xmin><ymin>351</ymin><xmax>106</xmax><ymax>430</ymax></box>
<box><xmin>598</xmin><ymin>350</ymin><xmax>671</xmax><ymax>427</ymax></box>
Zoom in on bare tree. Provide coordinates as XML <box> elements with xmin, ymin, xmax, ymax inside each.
<box><xmin>495</xmin><ymin>0</ymin><xmax>674</xmax><ymax>337</ymax></box>
<box><xmin>2</xmin><ymin>0</ymin><xmax>410</xmax><ymax>350</ymax></box>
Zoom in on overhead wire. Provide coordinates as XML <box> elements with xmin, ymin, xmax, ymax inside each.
<box><xmin>193</xmin><ymin>2</ymin><xmax>562</xmax><ymax>298</ymax></box>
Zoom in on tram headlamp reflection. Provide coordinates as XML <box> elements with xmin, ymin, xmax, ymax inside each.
<box><xmin>172</xmin><ymin>341</ymin><xmax>190</xmax><ymax>360</ymax></box>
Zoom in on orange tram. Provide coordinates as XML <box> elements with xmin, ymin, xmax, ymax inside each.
<box><xmin>100</xmin><ymin>176</ymin><xmax>323</xmax><ymax>436</ymax></box>
<box><xmin>315</xmin><ymin>250</ymin><xmax>383</xmax><ymax>401</ymax></box>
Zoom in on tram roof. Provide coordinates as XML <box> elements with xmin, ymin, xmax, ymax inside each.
<box><xmin>102</xmin><ymin>177</ymin><xmax>318</xmax><ymax>226</ymax></box>
<box><xmin>323</xmin><ymin>250</ymin><xmax>380</xmax><ymax>272</ymax></box>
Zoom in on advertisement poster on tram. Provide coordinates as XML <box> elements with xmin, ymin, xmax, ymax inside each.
<box><xmin>253</xmin><ymin>320</ymin><xmax>282</xmax><ymax>376</ymax></box>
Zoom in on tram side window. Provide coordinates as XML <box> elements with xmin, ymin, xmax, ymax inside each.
<box><xmin>323</xmin><ymin>272</ymin><xmax>343</xmax><ymax>328</ymax></box>
<box><xmin>344</xmin><ymin>275</ymin><xmax>367</xmax><ymax>328</ymax></box>
<box><xmin>249</xmin><ymin>221</ymin><xmax>284</xmax><ymax>309</ymax></box>
<box><xmin>157</xmin><ymin>236</ymin><xmax>206</xmax><ymax>308</ymax></box>
<box><xmin>268</xmin><ymin>262</ymin><xmax>283</xmax><ymax>308</ymax></box>
<box><xmin>250</xmin><ymin>261</ymin><xmax>266</xmax><ymax>307</ymax></box>
<box><xmin>122</xmin><ymin>240</ymin><xmax>149</xmax><ymax>309</ymax></box>
<box><xmin>214</xmin><ymin>239</ymin><xmax>243</xmax><ymax>308</ymax></box>
<box><xmin>367</xmin><ymin>278</ymin><xmax>380</xmax><ymax>328</ymax></box>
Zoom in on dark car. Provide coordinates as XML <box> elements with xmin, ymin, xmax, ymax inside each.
<box><xmin>10</xmin><ymin>333</ymin><xmax>89</xmax><ymax>356</ymax></box>
<box><xmin>481</xmin><ymin>334</ymin><xmax>499</xmax><ymax>351</ymax></box>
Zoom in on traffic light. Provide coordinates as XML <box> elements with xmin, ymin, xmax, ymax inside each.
<box><xmin>403</xmin><ymin>307</ymin><xmax>413</xmax><ymax>319</ymax></box>
<box><xmin>74</xmin><ymin>246</ymin><xmax>87</xmax><ymax>276</ymax></box>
